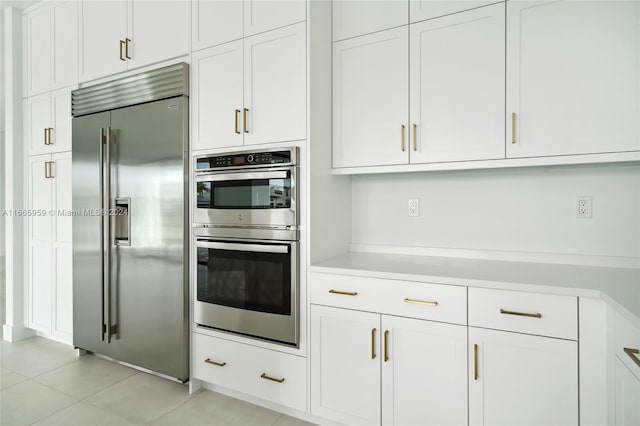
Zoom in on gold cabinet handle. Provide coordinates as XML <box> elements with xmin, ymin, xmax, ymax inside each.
<box><xmin>260</xmin><ymin>373</ymin><xmax>285</xmax><ymax>383</ymax></box>
<box><xmin>624</xmin><ymin>348</ymin><xmax>640</xmax><ymax>368</ymax></box>
<box><xmin>511</xmin><ymin>112</ymin><xmax>517</xmax><ymax>144</ymax></box>
<box><xmin>400</xmin><ymin>124</ymin><xmax>406</xmax><ymax>151</ymax></box>
<box><xmin>329</xmin><ymin>289</ymin><xmax>358</xmax><ymax>296</ymax></box>
<box><xmin>411</xmin><ymin>124</ymin><xmax>417</xmax><ymax>151</ymax></box>
<box><xmin>48</xmin><ymin>128</ymin><xmax>53</xmax><ymax>145</ymax></box>
<box><xmin>243</xmin><ymin>108</ymin><xmax>249</xmax><ymax>133</ymax></box>
<box><xmin>125</xmin><ymin>38</ymin><xmax>131</xmax><ymax>59</ymax></box>
<box><xmin>44</xmin><ymin>161</ymin><xmax>50</xmax><ymax>179</ymax></box>
<box><xmin>48</xmin><ymin>161</ymin><xmax>54</xmax><ymax>179</ymax></box>
<box><xmin>44</xmin><ymin>128</ymin><xmax>48</xmax><ymax>145</ymax></box>
<box><xmin>404</xmin><ymin>298</ymin><xmax>438</xmax><ymax>307</ymax></box>
<box><xmin>234</xmin><ymin>109</ymin><xmax>241</xmax><ymax>134</ymax></box>
<box><xmin>204</xmin><ymin>358</ymin><xmax>226</xmax><ymax>367</ymax></box>
<box><xmin>384</xmin><ymin>330</ymin><xmax>389</xmax><ymax>362</ymax></box>
<box><xmin>371</xmin><ymin>328</ymin><xmax>376</xmax><ymax>360</ymax></box>
<box><xmin>473</xmin><ymin>344</ymin><xmax>479</xmax><ymax>380</ymax></box>
<box><xmin>119</xmin><ymin>40</ymin><xmax>126</xmax><ymax>61</ymax></box>
<box><xmin>500</xmin><ymin>309</ymin><xmax>542</xmax><ymax>319</ymax></box>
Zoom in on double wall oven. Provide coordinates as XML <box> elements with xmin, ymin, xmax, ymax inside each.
<box><xmin>194</xmin><ymin>147</ymin><xmax>299</xmax><ymax>346</ymax></box>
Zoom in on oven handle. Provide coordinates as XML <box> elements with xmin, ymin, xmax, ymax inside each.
<box><xmin>195</xmin><ymin>170</ymin><xmax>289</xmax><ymax>183</ymax></box>
<box><xmin>196</xmin><ymin>240</ymin><xmax>290</xmax><ymax>254</ymax></box>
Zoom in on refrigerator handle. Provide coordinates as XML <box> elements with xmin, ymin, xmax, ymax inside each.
<box><xmin>99</xmin><ymin>128</ymin><xmax>106</xmax><ymax>341</ymax></box>
<box><xmin>105</xmin><ymin>127</ymin><xmax>114</xmax><ymax>343</ymax></box>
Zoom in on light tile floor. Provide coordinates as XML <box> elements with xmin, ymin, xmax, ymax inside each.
<box><xmin>0</xmin><ymin>258</ymin><xmax>315</xmax><ymax>426</ymax></box>
<box><xmin>1</xmin><ymin>338</ymin><xmax>316</xmax><ymax>426</ymax></box>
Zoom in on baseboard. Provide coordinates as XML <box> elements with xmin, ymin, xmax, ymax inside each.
<box><xmin>2</xmin><ymin>324</ymin><xmax>35</xmax><ymax>342</ymax></box>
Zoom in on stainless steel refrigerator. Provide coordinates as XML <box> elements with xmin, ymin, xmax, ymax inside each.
<box><xmin>71</xmin><ymin>63</ymin><xmax>189</xmax><ymax>381</ymax></box>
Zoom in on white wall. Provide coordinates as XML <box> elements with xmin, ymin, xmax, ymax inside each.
<box><xmin>351</xmin><ymin>164</ymin><xmax>640</xmax><ymax>260</ymax></box>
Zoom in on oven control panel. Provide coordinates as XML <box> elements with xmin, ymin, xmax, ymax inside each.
<box><xmin>196</xmin><ymin>148</ymin><xmax>297</xmax><ymax>171</ymax></box>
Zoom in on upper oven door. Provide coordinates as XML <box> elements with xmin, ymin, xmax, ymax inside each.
<box><xmin>195</xmin><ymin>168</ymin><xmax>297</xmax><ymax>227</ymax></box>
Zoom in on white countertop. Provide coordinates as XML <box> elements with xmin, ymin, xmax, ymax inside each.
<box><xmin>310</xmin><ymin>251</ymin><xmax>640</xmax><ymax>326</ymax></box>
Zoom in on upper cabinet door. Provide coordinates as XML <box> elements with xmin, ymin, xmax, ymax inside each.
<box><xmin>192</xmin><ymin>41</ymin><xmax>244</xmax><ymax>150</ymax></box>
<box><xmin>129</xmin><ymin>0</ymin><xmax>190</xmax><ymax>68</ymax></box>
<box><xmin>25</xmin><ymin>93</ymin><xmax>52</xmax><ymax>157</ymax></box>
<box><xmin>410</xmin><ymin>0</ymin><xmax>498</xmax><ymax>23</ymax></box>
<box><xmin>192</xmin><ymin>0</ymin><xmax>243</xmax><ymax>51</ymax></box>
<box><xmin>333</xmin><ymin>0</ymin><xmax>407</xmax><ymax>41</ymax></box>
<box><xmin>333</xmin><ymin>27</ymin><xmax>409</xmax><ymax>168</ymax></box>
<box><xmin>79</xmin><ymin>0</ymin><xmax>128</xmax><ymax>82</ymax></box>
<box><xmin>25</xmin><ymin>3</ymin><xmax>51</xmax><ymax>97</ymax></box>
<box><xmin>51</xmin><ymin>1</ymin><xmax>78</xmax><ymax>90</ymax></box>
<box><xmin>243</xmin><ymin>22</ymin><xmax>307</xmax><ymax>146</ymax></box>
<box><xmin>244</xmin><ymin>0</ymin><xmax>306</xmax><ymax>37</ymax></box>
<box><xmin>51</xmin><ymin>88</ymin><xmax>73</xmax><ymax>154</ymax></box>
<box><xmin>507</xmin><ymin>0</ymin><xmax>640</xmax><ymax>158</ymax></box>
<box><xmin>409</xmin><ymin>3</ymin><xmax>505</xmax><ymax>164</ymax></box>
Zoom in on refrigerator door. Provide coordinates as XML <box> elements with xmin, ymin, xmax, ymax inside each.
<box><xmin>108</xmin><ymin>97</ymin><xmax>189</xmax><ymax>381</ymax></box>
<box><xmin>72</xmin><ymin>111</ymin><xmax>113</xmax><ymax>357</ymax></box>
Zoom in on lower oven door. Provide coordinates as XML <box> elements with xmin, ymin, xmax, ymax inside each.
<box><xmin>194</xmin><ymin>238</ymin><xmax>299</xmax><ymax>346</ymax></box>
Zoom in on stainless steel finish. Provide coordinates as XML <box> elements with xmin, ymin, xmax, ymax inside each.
<box><xmin>105</xmin><ymin>128</ymin><xmax>113</xmax><ymax>343</ymax></box>
<box><xmin>196</xmin><ymin>240</ymin><xmax>289</xmax><ymax>254</ymax></box>
<box><xmin>194</xmin><ymin>147</ymin><xmax>299</xmax><ymax>172</ymax></box>
<box><xmin>99</xmin><ymin>128</ymin><xmax>106</xmax><ymax>341</ymax></box>
<box><xmin>194</xmin><ymin>238</ymin><xmax>299</xmax><ymax>346</ymax></box>
<box><xmin>193</xmin><ymin>166</ymin><xmax>298</xmax><ymax>227</ymax></box>
<box><xmin>73</xmin><ymin>73</ymin><xmax>189</xmax><ymax>381</ymax></box>
<box><xmin>193</xmin><ymin>225</ymin><xmax>298</xmax><ymax>241</ymax></box>
<box><xmin>195</xmin><ymin>170</ymin><xmax>289</xmax><ymax>183</ymax></box>
<box><xmin>114</xmin><ymin>197</ymin><xmax>131</xmax><ymax>246</ymax></box>
<box><xmin>71</xmin><ymin>63</ymin><xmax>189</xmax><ymax>117</ymax></box>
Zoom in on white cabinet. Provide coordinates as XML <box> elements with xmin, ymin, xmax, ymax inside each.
<box><xmin>310</xmin><ymin>305</ymin><xmax>381</xmax><ymax>425</ymax></box>
<box><xmin>310</xmin><ymin>273</ymin><xmax>468</xmax><ymax>426</ymax></box>
<box><xmin>192</xmin><ymin>332</ymin><xmax>307</xmax><ymax>411</ymax></box>
<box><xmin>409</xmin><ymin>3</ymin><xmax>504</xmax><ymax>164</ymax></box>
<box><xmin>332</xmin><ymin>0</ymin><xmax>407</xmax><ymax>42</ymax></box>
<box><xmin>382</xmin><ymin>315</ymin><xmax>467</xmax><ymax>426</ymax></box>
<box><xmin>310</xmin><ymin>305</ymin><xmax>468</xmax><ymax>426</ymax></box>
<box><xmin>614</xmin><ymin>313</ymin><xmax>640</xmax><ymax>425</ymax></box>
<box><xmin>469</xmin><ymin>327</ymin><xmax>579</xmax><ymax>426</ymax></box>
<box><xmin>506</xmin><ymin>0</ymin><xmax>640</xmax><ymax>158</ymax></box>
<box><xmin>27</xmin><ymin>152</ymin><xmax>73</xmax><ymax>344</ymax></box>
<box><xmin>192</xmin><ymin>22</ymin><xmax>306</xmax><ymax>150</ymax></box>
<box><xmin>24</xmin><ymin>1</ymin><xmax>78</xmax><ymax>97</ymax></box>
<box><xmin>410</xmin><ymin>0</ymin><xmax>496</xmax><ymax>23</ymax></box>
<box><xmin>192</xmin><ymin>0</ymin><xmax>305</xmax><ymax>51</ymax></box>
<box><xmin>80</xmin><ymin>0</ymin><xmax>189</xmax><ymax>82</ymax></box>
<box><xmin>468</xmin><ymin>287</ymin><xmax>578</xmax><ymax>425</ymax></box>
<box><xmin>333</xmin><ymin>4</ymin><xmax>504</xmax><ymax>168</ymax></box>
<box><xmin>332</xmin><ymin>27</ymin><xmax>409</xmax><ymax>168</ymax></box>
<box><xmin>25</xmin><ymin>88</ymin><xmax>74</xmax><ymax>156</ymax></box>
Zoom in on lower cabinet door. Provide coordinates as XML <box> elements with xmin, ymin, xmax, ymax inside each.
<box><xmin>381</xmin><ymin>315</ymin><xmax>467</xmax><ymax>426</ymax></box>
<box><xmin>469</xmin><ymin>327</ymin><xmax>578</xmax><ymax>426</ymax></box>
<box><xmin>615</xmin><ymin>356</ymin><xmax>640</xmax><ymax>426</ymax></box>
<box><xmin>311</xmin><ymin>305</ymin><xmax>381</xmax><ymax>425</ymax></box>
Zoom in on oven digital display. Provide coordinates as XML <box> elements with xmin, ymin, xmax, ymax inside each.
<box><xmin>233</xmin><ymin>156</ymin><xmax>245</xmax><ymax>165</ymax></box>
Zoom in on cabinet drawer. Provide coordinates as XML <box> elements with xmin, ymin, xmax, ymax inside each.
<box><xmin>468</xmin><ymin>287</ymin><xmax>577</xmax><ymax>340</ymax></box>
<box><xmin>615</xmin><ymin>312</ymin><xmax>640</xmax><ymax>380</ymax></box>
<box><xmin>310</xmin><ymin>273</ymin><xmax>467</xmax><ymax>325</ymax></box>
<box><xmin>192</xmin><ymin>333</ymin><xmax>307</xmax><ymax>411</ymax></box>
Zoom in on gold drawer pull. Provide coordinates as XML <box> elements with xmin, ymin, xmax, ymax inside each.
<box><xmin>329</xmin><ymin>289</ymin><xmax>358</xmax><ymax>296</ymax></box>
<box><xmin>400</xmin><ymin>124</ymin><xmax>406</xmax><ymax>151</ymax></box>
<box><xmin>384</xmin><ymin>330</ymin><xmax>389</xmax><ymax>362</ymax></box>
<box><xmin>371</xmin><ymin>328</ymin><xmax>376</xmax><ymax>360</ymax></box>
<box><xmin>500</xmin><ymin>309</ymin><xmax>542</xmax><ymax>319</ymax></box>
<box><xmin>511</xmin><ymin>112</ymin><xmax>517</xmax><ymax>144</ymax></box>
<box><xmin>624</xmin><ymin>348</ymin><xmax>640</xmax><ymax>368</ymax></box>
<box><xmin>204</xmin><ymin>358</ymin><xmax>226</xmax><ymax>367</ymax></box>
<box><xmin>404</xmin><ymin>298</ymin><xmax>438</xmax><ymax>307</ymax></box>
<box><xmin>260</xmin><ymin>373</ymin><xmax>285</xmax><ymax>383</ymax></box>
<box><xmin>473</xmin><ymin>344</ymin><xmax>479</xmax><ymax>380</ymax></box>
<box><xmin>119</xmin><ymin>39</ymin><xmax>126</xmax><ymax>61</ymax></box>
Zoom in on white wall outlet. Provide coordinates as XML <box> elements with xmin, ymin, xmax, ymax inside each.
<box><xmin>576</xmin><ymin>196</ymin><xmax>592</xmax><ymax>218</ymax></box>
<box><xmin>408</xmin><ymin>198</ymin><xmax>419</xmax><ymax>217</ymax></box>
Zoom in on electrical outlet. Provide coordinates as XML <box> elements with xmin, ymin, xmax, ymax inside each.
<box><xmin>408</xmin><ymin>198</ymin><xmax>419</xmax><ymax>217</ymax></box>
<box><xmin>576</xmin><ymin>196</ymin><xmax>592</xmax><ymax>218</ymax></box>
